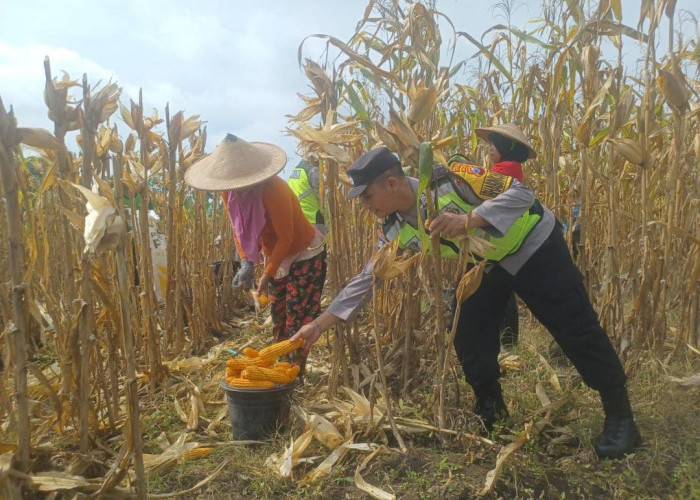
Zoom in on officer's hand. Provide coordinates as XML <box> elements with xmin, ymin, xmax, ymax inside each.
<box><xmin>429</xmin><ymin>213</ymin><xmax>469</xmax><ymax>239</ymax></box>
<box><xmin>232</xmin><ymin>260</ymin><xmax>255</xmax><ymax>289</ymax></box>
<box><xmin>291</xmin><ymin>321</ymin><xmax>322</xmax><ymax>354</ymax></box>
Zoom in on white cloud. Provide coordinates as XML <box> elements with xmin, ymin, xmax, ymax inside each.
<box><xmin>0</xmin><ymin>42</ymin><xmax>117</xmax><ymax>129</ymax></box>
<box><xmin>137</xmin><ymin>12</ymin><xmax>235</xmax><ymax>62</ymax></box>
<box><xmin>1</xmin><ymin>0</ymin><xmax>694</xmax><ymax>164</ymax></box>
<box><xmin>121</xmin><ymin>80</ymin><xmax>188</xmax><ymax>110</ymax></box>
<box><xmin>0</xmin><ymin>1</ymin><xmax>363</xmax><ymax>159</ymax></box>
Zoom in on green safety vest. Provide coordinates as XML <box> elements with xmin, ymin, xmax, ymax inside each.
<box><xmin>288</xmin><ymin>160</ymin><xmax>324</xmax><ymax>225</ymax></box>
<box><xmin>382</xmin><ymin>165</ymin><xmax>542</xmax><ymax>261</ymax></box>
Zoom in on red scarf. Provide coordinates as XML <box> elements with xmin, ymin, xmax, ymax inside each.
<box><xmin>492</xmin><ymin>161</ymin><xmax>524</xmax><ymax>182</ymax></box>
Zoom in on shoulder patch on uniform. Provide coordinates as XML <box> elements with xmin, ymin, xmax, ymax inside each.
<box><xmin>289</xmin><ymin>169</ymin><xmax>301</xmax><ymax>179</ymax></box>
<box><xmin>450</xmin><ymin>162</ymin><xmax>485</xmax><ymax>177</ymax></box>
<box><xmin>480</xmin><ymin>171</ymin><xmax>512</xmax><ymax>198</ymax></box>
<box><xmin>449</xmin><ymin>162</ymin><xmax>512</xmax><ymax>200</ymax></box>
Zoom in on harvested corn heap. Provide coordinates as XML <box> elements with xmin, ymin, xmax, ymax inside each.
<box><xmin>225</xmin><ymin>339</ymin><xmax>302</xmax><ymax>388</ymax></box>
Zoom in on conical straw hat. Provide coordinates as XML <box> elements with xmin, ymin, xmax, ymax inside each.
<box><xmin>474</xmin><ymin>123</ymin><xmax>537</xmax><ymax>159</ymax></box>
<box><xmin>184</xmin><ymin>134</ymin><xmax>287</xmax><ymax>191</ymax></box>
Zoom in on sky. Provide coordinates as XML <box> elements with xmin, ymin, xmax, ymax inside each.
<box><xmin>1</xmin><ymin>0</ymin><xmax>696</xmax><ymax>176</ymax></box>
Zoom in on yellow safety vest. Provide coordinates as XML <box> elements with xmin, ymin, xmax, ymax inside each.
<box><xmin>382</xmin><ymin>165</ymin><xmax>541</xmax><ymax>261</ymax></box>
<box><xmin>288</xmin><ymin>160</ymin><xmax>323</xmax><ymax>225</ymax></box>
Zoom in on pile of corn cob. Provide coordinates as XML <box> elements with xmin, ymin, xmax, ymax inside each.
<box><xmin>225</xmin><ymin>339</ymin><xmax>302</xmax><ymax>388</ymax></box>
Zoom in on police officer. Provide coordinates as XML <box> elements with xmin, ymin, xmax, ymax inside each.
<box><xmin>287</xmin><ymin>159</ymin><xmax>326</xmax><ymax>233</ymax></box>
<box><xmin>292</xmin><ymin>146</ymin><xmax>641</xmax><ymax>459</ymax></box>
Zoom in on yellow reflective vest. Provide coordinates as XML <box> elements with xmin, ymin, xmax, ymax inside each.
<box><xmin>381</xmin><ymin>165</ymin><xmax>542</xmax><ymax>261</ymax></box>
<box><xmin>288</xmin><ymin>160</ymin><xmax>323</xmax><ymax>225</ymax></box>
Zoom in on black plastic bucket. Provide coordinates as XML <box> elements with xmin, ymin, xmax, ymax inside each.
<box><xmin>221</xmin><ymin>381</ymin><xmax>297</xmax><ymax>440</ymax></box>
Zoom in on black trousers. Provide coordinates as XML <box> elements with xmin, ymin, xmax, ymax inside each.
<box><xmin>499</xmin><ymin>292</ymin><xmax>519</xmax><ymax>345</ymax></box>
<box><xmin>453</xmin><ymin>226</ymin><xmax>626</xmax><ymax>394</ymax></box>
<box><xmin>449</xmin><ymin>283</ymin><xmax>518</xmax><ymax>346</ymax></box>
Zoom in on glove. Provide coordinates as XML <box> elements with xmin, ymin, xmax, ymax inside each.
<box><xmin>232</xmin><ymin>260</ymin><xmax>255</xmax><ymax>289</ymax></box>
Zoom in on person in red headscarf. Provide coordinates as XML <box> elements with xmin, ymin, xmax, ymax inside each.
<box><xmin>476</xmin><ymin>124</ymin><xmax>536</xmax><ymax>347</ymax></box>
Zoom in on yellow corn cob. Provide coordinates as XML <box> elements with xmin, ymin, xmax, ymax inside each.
<box><xmin>226</xmin><ymin>359</ymin><xmax>249</xmax><ymax>371</ymax></box>
<box><xmin>273</xmin><ymin>361</ymin><xmax>292</xmax><ymax>369</ymax></box>
<box><xmin>226</xmin><ymin>376</ymin><xmax>275</xmax><ymax>389</ymax></box>
<box><xmin>287</xmin><ymin>365</ymin><xmax>300</xmax><ymax>380</ymax></box>
<box><xmin>184</xmin><ymin>447</ymin><xmax>213</xmax><ymax>460</ymax></box>
<box><xmin>242</xmin><ymin>365</ymin><xmax>295</xmax><ymax>384</ymax></box>
<box><xmin>242</xmin><ymin>347</ymin><xmax>259</xmax><ymax>358</ymax></box>
<box><xmin>249</xmin><ymin>291</ymin><xmax>270</xmax><ymax>307</ymax></box>
<box><xmin>226</xmin><ymin>357</ymin><xmax>273</xmax><ymax>371</ymax></box>
<box><xmin>226</xmin><ymin>367</ymin><xmax>242</xmax><ymax>378</ymax></box>
<box><xmin>258</xmin><ymin>339</ymin><xmax>303</xmax><ymax>361</ymax></box>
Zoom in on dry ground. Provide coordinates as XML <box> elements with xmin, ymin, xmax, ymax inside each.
<box><xmin>137</xmin><ymin>315</ymin><xmax>700</xmax><ymax>500</ymax></box>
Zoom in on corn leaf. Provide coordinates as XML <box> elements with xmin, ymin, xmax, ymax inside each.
<box><xmin>486</xmin><ymin>25</ymin><xmax>558</xmax><ymax>50</ymax></box>
<box><xmin>455</xmin><ymin>260</ymin><xmax>485</xmax><ymax>304</ymax></box>
<box><xmin>354</xmin><ymin>445</ymin><xmax>395</xmax><ymax>500</ymax></box>
<box><xmin>15</xmin><ymin>128</ymin><xmax>64</xmax><ymax>151</ymax></box>
<box><xmin>456</xmin><ymin>31</ymin><xmax>513</xmax><ymax>82</ymax></box>
<box><xmin>416</xmin><ymin>141</ymin><xmax>433</xmax><ymax>251</ymax></box>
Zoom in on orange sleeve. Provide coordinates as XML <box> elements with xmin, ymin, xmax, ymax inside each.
<box><xmin>222</xmin><ymin>191</ymin><xmax>248</xmax><ymax>261</ymax></box>
<box><xmin>261</xmin><ymin>181</ymin><xmax>296</xmax><ymax>276</ymax></box>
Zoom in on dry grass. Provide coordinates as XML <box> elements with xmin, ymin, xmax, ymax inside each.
<box><xmin>137</xmin><ymin>315</ymin><xmax>700</xmax><ymax>500</ymax></box>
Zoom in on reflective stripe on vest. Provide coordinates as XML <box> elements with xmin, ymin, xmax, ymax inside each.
<box><xmin>383</xmin><ymin>216</ymin><xmax>461</xmax><ymax>258</ymax></box>
<box><xmin>288</xmin><ymin>162</ymin><xmax>321</xmax><ymax>225</ymax></box>
<box><xmin>383</xmin><ymin>175</ymin><xmax>541</xmax><ymax>261</ymax></box>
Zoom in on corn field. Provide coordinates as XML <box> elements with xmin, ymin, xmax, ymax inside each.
<box><xmin>0</xmin><ymin>0</ymin><xmax>697</xmax><ymax>497</ymax></box>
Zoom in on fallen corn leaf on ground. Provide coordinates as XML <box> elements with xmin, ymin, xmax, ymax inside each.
<box><xmin>134</xmin><ymin>313</ymin><xmax>699</xmax><ymax>500</ymax></box>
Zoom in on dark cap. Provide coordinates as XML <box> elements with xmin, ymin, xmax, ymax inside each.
<box><xmin>346</xmin><ymin>147</ymin><xmax>401</xmax><ymax>198</ymax></box>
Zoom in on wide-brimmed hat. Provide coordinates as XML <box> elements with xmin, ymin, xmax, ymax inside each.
<box><xmin>184</xmin><ymin>134</ymin><xmax>287</xmax><ymax>191</ymax></box>
<box><xmin>475</xmin><ymin>123</ymin><xmax>536</xmax><ymax>159</ymax></box>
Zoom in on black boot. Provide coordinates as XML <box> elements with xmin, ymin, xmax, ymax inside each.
<box><xmin>474</xmin><ymin>381</ymin><xmax>508</xmax><ymax>433</ymax></box>
<box><xmin>595</xmin><ymin>385</ymin><xmax>641</xmax><ymax>459</ymax></box>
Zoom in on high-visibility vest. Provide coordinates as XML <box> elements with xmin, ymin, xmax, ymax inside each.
<box><xmin>288</xmin><ymin>160</ymin><xmax>324</xmax><ymax>225</ymax></box>
<box><xmin>382</xmin><ymin>165</ymin><xmax>542</xmax><ymax>261</ymax></box>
